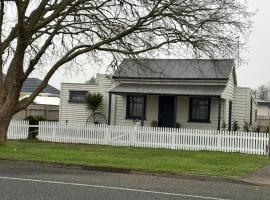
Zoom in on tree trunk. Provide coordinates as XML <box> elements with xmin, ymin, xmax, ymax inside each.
<box><xmin>0</xmin><ymin>100</ymin><xmax>15</xmax><ymax>144</ymax></box>
<box><xmin>0</xmin><ymin>115</ymin><xmax>12</xmax><ymax>144</ymax></box>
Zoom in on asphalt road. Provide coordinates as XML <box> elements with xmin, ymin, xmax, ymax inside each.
<box><xmin>0</xmin><ymin>160</ymin><xmax>270</xmax><ymax>200</ymax></box>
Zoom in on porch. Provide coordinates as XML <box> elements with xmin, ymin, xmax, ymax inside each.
<box><xmin>108</xmin><ymin>84</ymin><xmax>229</xmax><ymax>130</ymax></box>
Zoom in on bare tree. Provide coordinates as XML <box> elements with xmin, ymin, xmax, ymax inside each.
<box><xmin>85</xmin><ymin>76</ymin><xmax>96</xmax><ymax>84</ymax></box>
<box><xmin>254</xmin><ymin>85</ymin><xmax>270</xmax><ymax>100</ymax></box>
<box><xmin>0</xmin><ymin>0</ymin><xmax>252</xmax><ymax>143</ymax></box>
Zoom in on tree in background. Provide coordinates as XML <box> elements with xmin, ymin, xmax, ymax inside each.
<box><xmin>253</xmin><ymin>85</ymin><xmax>270</xmax><ymax>100</ymax></box>
<box><xmin>0</xmin><ymin>0</ymin><xmax>253</xmax><ymax>143</ymax></box>
<box><xmin>85</xmin><ymin>76</ymin><xmax>96</xmax><ymax>84</ymax></box>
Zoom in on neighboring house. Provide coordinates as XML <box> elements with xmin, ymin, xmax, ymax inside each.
<box><xmin>60</xmin><ymin>59</ymin><xmax>257</xmax><ymax>130</ymax></box>
<box><xmin>20</xmin><ymin>77</ymin><xmax>60</xmax><ymax>97</ymax></box>
<box><xmin>256</xmin><ymin>99</ymin><xmax>270</xmax><ymax>132</ymax></box>
<box><xmin>257</xmin><ymin>99</ymin><xmax>270</xmax><ymax>117</ymax></box>
<box><xmin>13</xmin><ymin>96</ymin><xmax>60</xmax><ymax>121</ymax></box>
<box><xmin>13</xmin><ymin>77</ymin><xmax>60</xmax><ymax>121</ymax></box>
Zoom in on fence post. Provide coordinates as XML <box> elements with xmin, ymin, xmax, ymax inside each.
<box><xmin>37</xmin><ymin>121</ymin><xmax>40</xmax><ymax>140</ymax></box>
<box><xmin>171</xmin><ymin>129</ymin><xmax>176</xmax><ymax>150</ymax></box>
<box><xmin>52</xmin><ymin>124</ymin><xmax>56</xmax><ymax>142</ymax></box>
<box><xmin>217</xmin><ymin>130</ymin><xmax>221</xmax><ymax>151</ymax></box>
<box><xmin>266</xmin><ymin>133</ymin><xmax>270</xmax><ymax>157</ymax></box>
<box><xmin>131</xmin><ymin>124</ymin><xmax>137</xmax><ymax>147</ymax></box>
<box><xmin>105</xmin><ymin>125</ymin><xmax>110</xmax><ymax>145</ymax></box>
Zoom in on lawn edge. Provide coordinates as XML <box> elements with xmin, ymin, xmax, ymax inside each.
<box><xmin>0</xmin><ymin>158</ymin><xmax>256</xmax><ymax>186</ymax></box>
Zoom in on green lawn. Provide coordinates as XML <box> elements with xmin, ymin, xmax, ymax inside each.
<box><xmin>0</xmin><ymin>140</ymin><xmax>269</xmax><ymax>178</ymax></box>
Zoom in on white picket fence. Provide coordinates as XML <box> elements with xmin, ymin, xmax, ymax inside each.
<box><xmin>7</xmin><ymin>120</ymin><xmax>270</xmax><ymax>156</ymax></box>
<box><xmin>7</xmin><ymin>120</ymin><xmax>29</xmax><ymax>140</ymax></box>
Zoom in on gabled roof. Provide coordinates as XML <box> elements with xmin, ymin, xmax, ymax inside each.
<box><xmin>2</xmin><ymin>74</ymin><xmax>60</xmax><ymax>96</ymax></box>
<box><xmin>22</xmin><ymin>78</ymin><xmax>60</xmax><ymax>96</ymax></box>
<box><xmin>113</xmin><ymin>59</ymin><xmax>235</xmax><ymax>80</ymax></box>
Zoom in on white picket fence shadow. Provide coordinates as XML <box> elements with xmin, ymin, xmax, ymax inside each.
<box><xmin>7</xmin><ymin>121</ymin><xmax>270</xmax><ymax>156</ymax></box>
<box><xmin>7</xmin><ymin>120</ymin><xmax>29</xmax><ymax>140</ymax></box>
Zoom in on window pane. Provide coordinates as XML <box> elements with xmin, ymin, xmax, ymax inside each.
<box><xmin>127</xmin><ymin>95</ymin><xmax>145</xmax><ymax>119</ymax></box>
<box><xmin>135</xmin><ymin>96</ymin><xmax>144</xmax><ymax>104</ymax></box>
<box><xmin>136</xmin><ymin>103</ymin><xmax>143</xmax><ymax>117</ymax></box>
<box><xmin>128</xmin><ymin>102</ymin><xmax>134</xmax><ymax>117</ymax></box>
<box><xmin>69</xmin><ymin>91</ymin><xmax>87</xmax><ymax>103</ymax></box>
<box><xmin>199</xmin><ymin>106</ymin><xmax>208</xmax><ymax>119</ymax></box>
<box><xmin>190</xmin><ymin>97</ymin><xmax>210</xmax><ymax>121</ymax></box>
<box><xmin>192</xmin><ymin>106</ymin><xmax>200</xmax><ymax>119</ymax></box>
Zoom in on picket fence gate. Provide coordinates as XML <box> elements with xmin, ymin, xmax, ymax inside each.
<box><xmin>7</xmin><ymin>121</ymin><xmax>270</xmax><ymax>156</ymax></box>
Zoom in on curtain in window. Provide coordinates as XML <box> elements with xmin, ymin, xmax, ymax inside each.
<box><xmin>190</xmin><ymin>97</ymin><xmax>210</xmax><ymax>122</ymax></box>
<box><xmin>127</xmin><ymin>95</ymin><xmax>145</xmax><ymax>119</ymax></box>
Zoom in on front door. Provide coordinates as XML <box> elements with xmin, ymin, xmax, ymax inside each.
<box><xmin>158</xmin><ymin>96</ymin><xmax>176</xmax><ymax>127</ymax></box>
<box><xmin>228</xmin><ymin>101</ymin><xmax>232</xmax><ymax>131</ymax></box>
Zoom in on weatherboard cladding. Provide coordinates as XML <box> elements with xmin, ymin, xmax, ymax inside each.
<box><xmin>113</xmin><ymin>59</ymin><xmax>234</xmax><ymax>80</ymax></box>
<box><xmin>59</xmin><ymin>74</ymin><xmax>117</xmax><ymax>123</ymax></box>
<box><xmin>232</xmin><ymin>87</ymin><xmax>257</xmax><ymax>128</ymax></box>
<box><xmin>113</xmin><ymin>95</ymin><xmax>225</xmax><ymax>129</ymax></box>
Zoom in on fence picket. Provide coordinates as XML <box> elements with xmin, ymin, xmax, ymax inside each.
<box><xmin>7</xmin><ymin>120</ymin><xmax>270</xmax><ymax>156</ymax></box>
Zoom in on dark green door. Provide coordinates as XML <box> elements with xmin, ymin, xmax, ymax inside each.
<box><xmin>158</xmin><ymin>96</ymin><xmax>176</xmax><ymax>127</ymax></box>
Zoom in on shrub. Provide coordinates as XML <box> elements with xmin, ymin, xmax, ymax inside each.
<box><xmin>151</xmin><ymin>121</ymin><xmax>158</xmax><ymax>127</ymax></box>
<box><xmin>232</xmin><ymin>121</ymin><xmax>239</xmax><ymax>131</ymax></box>
<box><xmin>243</xmin><ymin>121</ymin><xmax>250</xmax><ymax>132</ymax></box>
<box><xmin>85</xmin><ymin>93</ymin><xmax>103</xmax><ymax>124</ymax></box>
<box><xmin>222</xmin><ymin>121</ymin><xmax>227</xmax><ymax>131</ymax></box>
<box><xmin>175</xmin><ymin>122</ymin><xmax>181</xmax><ymax>129</ymax></box>
<box><xmin>24</xmin><ymin>115</ymin><xmax>47</xmax><ymax>140</ymax></box>
<box><xmin>250</xmin><ymin>125</ymin><xmax>260</xmax><ymax>133</ymax></box>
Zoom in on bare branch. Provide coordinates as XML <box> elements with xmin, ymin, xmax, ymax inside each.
<box><xmin>0</xmin><ymin>0</ymin><xmax>252</xmax><ymax>113</ymax></box>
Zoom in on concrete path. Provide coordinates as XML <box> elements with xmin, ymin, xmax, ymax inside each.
<box><xmin>241</xmin><ymin>164</ymin><xmax>270</xmax><ymax>186</ymax></box>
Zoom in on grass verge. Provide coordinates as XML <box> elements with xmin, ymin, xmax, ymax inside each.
<box><xmin>0</xmin><ymin>140</ymin><xmax>269</xmax><ymax>178</ymax></box>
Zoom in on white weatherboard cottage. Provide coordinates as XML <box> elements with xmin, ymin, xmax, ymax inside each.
<box><xmin>60</xmin><ymin>59</ymin><xmax>257</xmax><ymax>130</ymax></box>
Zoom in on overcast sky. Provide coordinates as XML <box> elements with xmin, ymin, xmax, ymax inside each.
<box><xmin>45</xmin><ymin>0</ymin><xmax>270</xmax><ymax>89</ymax></box>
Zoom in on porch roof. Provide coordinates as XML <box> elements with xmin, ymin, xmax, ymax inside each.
<box><xmin>110</xmin><ymin>84</ymin><xmax>225</xmax><ymax>97</ymax></box>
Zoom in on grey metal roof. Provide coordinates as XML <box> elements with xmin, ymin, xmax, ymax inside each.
<box><xmin>110</xmin><ymin>84</ymin><xmax>225</xmax><ymax>96</ymax></box>
<box><xmin>2</xmin><ymin>74</ymin><xmax>60</xmax><ymax>96</ymax></box>
<box><xmin>113</xmin><ymin>59</ymin><xmax>235</xmax><ymax>80</ymax></box>
<box><xmin>257</xmin><ymin>99</ymin><xmax>270</xmax><ymax>106</ymax></box>
<box><xmin>22</xmin><ymin>78</ymin><xmax>60</xmax><ymax>96</ymax></box>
